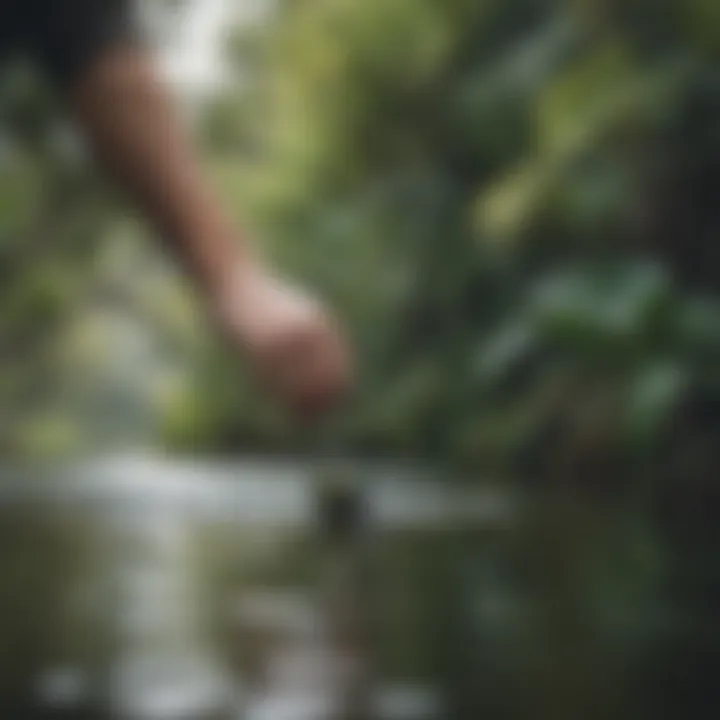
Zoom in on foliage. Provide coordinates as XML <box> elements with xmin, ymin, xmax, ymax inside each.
<box><xmin>2</xmin><ymin>1</ymin><xmax>720</xmax><ymax>715</ymax></box>
<box><xmin>189</xmin><ymin>0</ymin><xmax>719</xmax><ymax>477</ymax></box>
<box><xmin>193</xmin><ymin>1</ymin><xmax>720</xmax><ymax>716</ymax></box>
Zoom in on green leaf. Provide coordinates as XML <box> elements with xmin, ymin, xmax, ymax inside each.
<box><xmin>529</xmin><ymin>263</ymin><xmax>671</xmax><ymax>349</ymax></box>
<box><xmin>622</xmin><ymin>361</ymin><xmax>688</xmax><ymax>445</ymax></box>
<box><xmin>537</xmin><ymin>42</ymin><xmax>637</xmax><ymax>158</ymax></box>
<box><xmin>475</xmin><ymin>320</ymin><xmax>539</xmax><ymax>386</ymax></box>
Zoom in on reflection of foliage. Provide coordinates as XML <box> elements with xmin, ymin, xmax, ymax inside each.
<box><xmin>0</xmin><ymin>509</ymin><xmax>94</xmax><ymax>709</ymax></box>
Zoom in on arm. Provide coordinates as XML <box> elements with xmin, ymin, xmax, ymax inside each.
<box><xmin>63</xmin><ymin>46</ymin><xmax>350</xmax><ymax>415</ymax></box>
<box><xmin>69</xmin><ymin>47</ymin><xmax>243</xmax><ymax>295</ymax></box>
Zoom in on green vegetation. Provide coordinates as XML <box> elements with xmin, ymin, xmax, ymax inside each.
<box><xmin>200</xmin><ymin>2</ymin><xmax>720</xmax><ymax>716</ymax></box>
<box><xmin>1</xmin><ymin>1</ymin><xmax>719</xmax><ymax>717</ymax></box>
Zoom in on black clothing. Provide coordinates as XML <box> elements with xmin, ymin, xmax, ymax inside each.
<box><xmin>0</xmin><ymin>0</ymin><xmax>139</xmax><ymax>88</ymax></box>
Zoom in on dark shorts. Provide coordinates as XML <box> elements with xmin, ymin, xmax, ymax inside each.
<box><xmin>0</xmin><ymin>0</ymin><xmax>140</xmax><ymax>89</ymax></box>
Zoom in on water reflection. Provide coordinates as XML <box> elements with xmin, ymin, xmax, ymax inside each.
<box><xmin>0</xmin><ymin>456</ymin><xmax>504</xmax><ymax>719</ymax></box>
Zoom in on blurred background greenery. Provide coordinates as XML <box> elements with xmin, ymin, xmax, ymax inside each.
<box><xmin>1</xmin><ymin>0</ymin><xmax>719</xmax><ymax>718</ymax></box>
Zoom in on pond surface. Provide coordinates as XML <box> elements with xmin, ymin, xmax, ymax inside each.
<box><xmin>0</xmin><ymin>455</ymin><xmax>510</xmax><ymax>719</ymax></box>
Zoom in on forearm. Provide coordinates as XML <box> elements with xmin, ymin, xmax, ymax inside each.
<box><xmin>69</xmin><ymin>47</ymin><xmax>246</xmax><ymax>293</ymax></box>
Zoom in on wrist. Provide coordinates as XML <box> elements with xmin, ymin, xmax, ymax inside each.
<box><xmin>208</xmin><ymin>243</ymin><xmax>267</xmax><ymax>306</ymax></box>
<box><xmin>186</xmin><ymin>230</ymin><xmax>254</xmax><ymax>298</ymax></box>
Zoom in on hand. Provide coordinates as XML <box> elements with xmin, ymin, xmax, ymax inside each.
<box><xmin>213</xmin><ymin>260</ymin><xmax>353</xmax><ymax>418</ymax></box>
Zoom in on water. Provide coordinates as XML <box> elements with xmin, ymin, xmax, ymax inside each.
<box><xmin>0</xmin><ymin>455</ymin><xmax>511</xmax><ymax>719</ymax></box>
<box><xmin>0</xmin><ymin>454</ymin><xmax>510</xmax><ymax>527</ymax></box>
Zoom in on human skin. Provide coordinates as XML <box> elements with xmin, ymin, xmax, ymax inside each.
<box><xmin>69</xmin><ymin>47</ymin><xmax>352</xmax><ymax>418</ymax></box>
